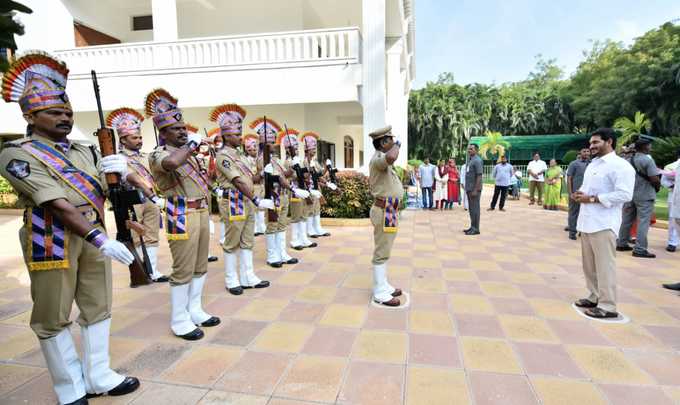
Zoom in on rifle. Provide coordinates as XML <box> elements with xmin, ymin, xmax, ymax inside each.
<box><xmin>262</xmin><ymin>116</ymin><xmax>279</xmax><ymax>222</ymax></box>
<box><xmin>91</xmin><ymin>70</ymin><xmax>152</xmax><ymax>288</ymax></box>
<box><xmin>152</xmin><ymin>125</ymin><xmax>159</xmax><ymax>147</ymax></box>
<box><xmin>326</xmin><ymin>159</ymin><xmax>338</xmax><ymax>184</ymax></box>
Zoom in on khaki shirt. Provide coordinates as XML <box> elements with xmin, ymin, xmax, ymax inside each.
<box><xmin>149</xmin><ymin>145</ymin><xmax>210</xmax><ymax>200</ymax></box>
<box><xmin>216</xmin><ymin>146</ymin><xmax>254</xmax><ymax>194</ymax></box>
<box><xmin>0</xmin><ymin>134</ymin><xmax>104</xmax><ymax>209</ymax></box>
<box><xmin>369</xmin><ymin>151</ymin><xmax>402</xmax><ymax>199</ymax></box>
<box><xmin>120</xmin><ymin>148</ymin><xmax>155</xmax><ymax>189</ymax></box>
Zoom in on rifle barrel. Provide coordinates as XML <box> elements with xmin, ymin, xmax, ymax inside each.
<box><xmin>91</xmin><ymin>70</ymin><xmax>106</xmax><ymax>128</ymax></box>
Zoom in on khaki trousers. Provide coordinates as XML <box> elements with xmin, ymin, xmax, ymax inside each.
<box><xmin>132</xmin><ymin>199</ymin><xmax>160</xmax><ymax>247</ymax></box>
<box><xmin>266</xmin><ymin>193</ymin><xmax>289</xmax><ymax>234</ymax></box>
<box><xmin>529</xmin><ymin>181</ymin><xmax>544</xmax><ymax>203</ymax></box>
<box><xmin>370</xmin><ymin>205</ymin><xmax>397</xmax><ymax>265</ymax></box>
<box><xmin>168</xmin><ymin>209</ymin><xmax>209</xmax><ymax>286</ymax></box>
<box><xmin>20</xmin><ymin>225</ymin><xmax>112</xmax><ymax>339</ymax></box>
<box><xmin>219</xmin><ymin>197</ymin><xmax>255</xmax><ymax>253</ymax></box>
<box><xmin>581</xmin><ymin>229</ymin><xmax>617</xmax><ymax>312</ymax></box>
<box><xmin>289</xmin><ymin>199</ymin><xmax>305</xmax><ymax>223</ymax></box>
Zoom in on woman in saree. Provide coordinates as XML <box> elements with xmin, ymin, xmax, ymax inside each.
<box><xmin>543</xmin><ymin>159</ymin><xmax>563</xmax><ymax>210</ymax></box>
<box><xmin>434</xmin><ymin>160</ymin><xmax>449</xmax><ymax>209</ymax></box>
<box><xmin>446</xmin><ymin>158</ymin><xmax>460</xmax><ymax>209</ymax></box>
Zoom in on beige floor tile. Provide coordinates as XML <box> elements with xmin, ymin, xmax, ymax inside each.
<box><xmin>594</xmin><ymin>324</ymin><xmax>666</xmax><ymax>349</ymax></box>
<box><xmin>490</xmin><ymin>253</ymin><xmax>521</xmax><ymax>263</ymax></box>
<box><xmin>663</xmin><ymin>386</ymin><xmax>680</xmax><ymax>403</ymax></box>
<box><xmin>319</xmin><ymin>304</ymin><xmax>367</xmax><ymax>328</ymax></box>
<box><xmin>253</xmin><ymin>322</ymin><xmax>314</xmax><ymax>353</ymax></box>
<box><xmin>390</xmin><ymin>265</ymin><xmax>413</xmax><ymax>277</ymax></box>
<box><xmin>443</xmin><ymin>269</ymin><xmax>477</xmax><ymax>281</ymax></box>
<box><xmin>0</xmin><ymin>364</ymin><xmax>43</xmax><ymax>396</ymax></box>
<box><xmin>353</xmin><ymin>330</ymin><xmax>407</xmax><ymax>363</ymax></box>
<box><xmin>450</xmin><ymin>294</ymin><xmax>494</xmax><ymax>315</ymax></box>
<box><xmin>529</xmin><ymin>299</ymin><xmax>581</xmax><ymax>320</ymax></box>
<box><xmin>499</xmin><ymin>315</ymin><xmax>558</xmax><ymax>342</ymax></box>
<box><xmin>567</xmin><ymin>345</ymin><xmax>654</xmax><ymax>384</ymax></box>
<box><xmin>630</xmin><ymin>289</ymin><xmax>679</xmax><ymax>307</ymax></box>
<box><xmin>480</xmin><ymin>282</ymin><xmax>523</xmax><ymax>298</ymax></box>
<box><xmin>618</xmin><ymin>304</ymin><xmax>678</xmax><ymax>326</ymax></box>
<box><xmin>1</xmin><ymin>310</ymin><xmax>31</xmax><ymax>326</ymax></box>
<box><xmin>130</xmin><ymin>382</ymin><xmax>207</xmax><ymax>405</ymax></box>
<box><xmin>342</xmin><ymin>274</ymin><xmax>372</xmax><ymax>289</ymax></box>
<box><xmin>406</xmin><ymin>366</ymin><xmax>470</xmax><ymax>405</ymax></box>
<box><xmin>236</xmin><ymin>298</ymin><xmax>289</xmax><ymax>321</ymax></box>
<box><xmin>160</xmin><ymin>346</ymin><xmax>243</xmax><ymax>385</ymax></box>
<box><xmin>469</xmin><ymin>260</ymin><xmax>502</xmax><ymax>271</ymax></box>
<box><xmin>277</xmin><ymin>272</ymin><xmax>316</xmax><ymax>286</ymax></box>
<box><xmin>411</xmin><ymin>278</ymin><xmax>447</xmax><ymax>294</ymax></box>
<box><xmin>0</xmin><ymin>329</ymin><xmax>38</xmax><ymax>360</ymax></box>
<box><xmin>275</xmin><ymin>355</ymin><xmax>347</xmax><ymax>402</ymax></box>
<box><xmin>295</xmin><ymin>286</ymin><xmax>337</xmax><ymax>304</ymax></box>
<box><xmin>412</xmin><ymin>257</ymin><xmax>443</xmax><ymax>268</ymax></box>
<box><xmin>530</xmin><ymin>377</ymin><xmax>607</xmax><ymax>405</ymax></box>
<box><xmin>110</xmin><ymin>309</ymin><xmax>148</xmax><ymax>333</ymax></box>
<box><xmin>197</xmin><ymin>391</ymin><xmax>269</xmax><ymax>405</ymax></box>
<box><xmin>409</xmin><ymin>310</ymin><xmax>455</xmax><ymax>335</ymax></box>
<box><xmin>508</xmin><ymin>272</ymin><xmax>546</xmax><ymax>284</ymax></box>
<box><xmin>461</xmin><ymin>337</ymin><xmax>522</xmax><ymax>374</ymax></box>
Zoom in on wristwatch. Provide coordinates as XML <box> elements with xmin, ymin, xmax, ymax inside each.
<box><xmin>589</xmin><ymin>196</ymin><xmax>596</xmax><ymax>203</ymax></box>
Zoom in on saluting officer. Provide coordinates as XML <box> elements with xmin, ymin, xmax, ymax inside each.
<box><xmin>0</xmin><ymin>53</ymin><xmax>139</xmax><ymax>404</ymax></box>
<box><xmin>146</xmin><ymin>89</ymin><xmax>220</xmax><ymax>341</ymax></box>
<box><xmin>107</xmin><ymin>107</ymin><xmax>169</xmax><ymax>282</ymax></box>
<box><xmin>368</xmin><ymin>126</ymin><xmax>404</xmax><ymax>307</ymax></box>
<box><xmin>210</xmin><ymin>104</ymin><xmax>272</xmax><ymax>295</ymax></box>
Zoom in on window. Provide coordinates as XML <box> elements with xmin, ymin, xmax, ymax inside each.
<box><xmin>132</xmin><ymin>15</ymin><xmax>153</xmax><ymax>31</ymax></box>
<box><xmin>344</xmin><ymin>136</ymin><xmax>354</xmax><ymax>168</ymax></box>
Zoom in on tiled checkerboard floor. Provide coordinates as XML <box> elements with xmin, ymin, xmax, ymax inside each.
<box><xmin>1</xmin><ymin>191</ymin><xmax>679</xmax><ymax>405</ymax></box>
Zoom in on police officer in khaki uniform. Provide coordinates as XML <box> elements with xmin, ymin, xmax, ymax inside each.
<box><xmin>0</xmin><ymin>53</ymin><xmax>140</xmax><ymax>405</ymax></box>
<box><xmin>369</xmin><ymin>126</ymin><xmax>404</xmax><ymax>307</ymax></box>
<box><xmin>210</xmin><ymin>104</ymin><xmax>273</xmax><ymax>295</ymax></box>
<box><xmin>146</xmin><ymin>89</ymin><xmax>220</xmax><ymax>341</ymax></box>
<box><xmin>107</xmin><ymin>107</ymin><xmax>169</xmax><ymax>282</ymax></box>
<box><xmin>280</xmin><ymin>128</ymin><xmax>317</xmax><ymax>250</ymax></box>
<box><xmin>301</xmin><ymin>131</ymin><xmax>338</xmax><ymax>238</ymax></box>
<box><xmin>244</xmin><ymin>133</ymin><xmax>267</xmax><ymax>236</ymax></box>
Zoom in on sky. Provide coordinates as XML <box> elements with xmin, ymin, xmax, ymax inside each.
<box><xmin>414</xmin><ymin>0</ymin><xmax>680</xmax><ymax>88</ymax></box>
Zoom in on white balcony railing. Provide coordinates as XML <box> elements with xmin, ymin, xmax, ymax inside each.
<box><xmin>55</xmin><ymin>27</ymin><xmax>361</xmax><ymax>77</ymax></box>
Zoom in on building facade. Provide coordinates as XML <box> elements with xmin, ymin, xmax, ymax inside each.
<box><xmin>0</xmin><ymin>0</ymin><xmax>415</xmax><ymax>169</ymax></box>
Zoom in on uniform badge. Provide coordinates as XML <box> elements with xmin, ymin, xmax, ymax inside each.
<box><xmin>6</xmin><ymin>159</ymin><xmax>30</xmax><ymax>179</ymax></box>
<box><xmin>222</xmin><ymin>160</ymin><xmax>230</xmax><ymax>169</ymax></box>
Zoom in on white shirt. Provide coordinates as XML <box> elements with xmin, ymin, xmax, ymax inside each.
<box><xmin>577</xmin><ymin>151</ymin><xmax>635</xmax><ymax>235</ymax></box>
<box><xmin>527</xmin><ymin>159</ymin><xmax>548</xmax><ymax>182</ymax></box>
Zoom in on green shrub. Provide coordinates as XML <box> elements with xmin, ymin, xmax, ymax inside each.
<box><xmin>651</xmin><ymin>136</ymin><xmax>680</xmax><ymax>168</ymax></box>
<box><xmin>0</xmin><ymin>177</ymin><xmax>18</xmax><ymax>208</ymax></box>
<box><xmin>408</xmin><ymin>159</ymin><xmax>423</xmax><ymax>168</ymax></box>
<box><xmin>562</xmin><ymin>150</ymin><xmax>579</xmax><ymax>165</ymax></box>
<box><xmin>321</xmin><ymin>170</ymin><xmax>373</xmax><ymax>218</ymax></box>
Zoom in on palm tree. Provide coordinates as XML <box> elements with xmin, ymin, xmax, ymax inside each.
<box><xmin>613</xmin><ymin>111</ymin><xmax>652</xmax><ymax>150</ymax></box>
<box><xmin>479</xmin><ymin>131</ymin><xmax>510</xmax><ymax>160</ymax></box>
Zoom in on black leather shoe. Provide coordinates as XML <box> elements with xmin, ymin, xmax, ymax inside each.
<box><xmin>310</xmin><ymin>234</ymin><xmax>319</xmax><ymax>238</ymax></box>
<box><xmin>66</xmin><ymin>396</ymin><xmax>89</xmax><ymax>404</ymax></box>
<box><xmin>319</xmin><ymin>232</ymin><xmax>331</xmax><ymax>237</ymax></box>
<box><xmin>284</xmin><ymin>258</ymin><xmax>299</xmax><ymax>265</ymax></box>
<box><xmin>243</xmin><ymin>280</ymin><xmax>270</xmax><ymax>289</ymax></box>
<box><xmin>178</xmin><ymin>328</ymin><xmax>204</xmax><ymax>341</ymax></box>
<box><xmin>666</xmin><ymin>245</ymin><xmax>677</xmax><ymax>252</ymax></box>
<box><xmin>465</xmin><ymin>230</ymin><xmax>480</xmax><ymax>235</ymax></box>
<box><xmin>108</xmin><ymin>376</ymin><xmax>140</xmax><ymax>396</ymax></box>
<box><xmin>228</xmin><ymin>286</ymin><xmax>244</xmax><ymax>295</ymax></box>
<box><xmin>268</xmin><ymin>261</ymin><xmax>283</xmax><ymax>268</ymax></box>
<box><xmin>153</xmin><ymin>275</ymin><xmax>170</xmax><ymax>283</ymax></box>
<box><xmin>462</xmin><ymin>228</ymin><xmax>471</xmax><ymax>233</ymax></box>
<box><xmin>574</xmin><ymin>298</ymin><xmax>598</xmax><ymax>308</ymax></box>
<box><xmin>564</xmin><ymin>227</ymin><xmax>569</xmax><ymax>231</ymax></box>
<box><xmin>616</xmin><ymin>245</ymin><xmax>633</xmax><ymax>252</ymax></box>
<box><xmin>662</xmin><ymin>282</ymin><xmax>680</xmax><ymax>291</ymax></box>
<box><xmin>569</xmin><ymin>234</ymin><xmax>577</xmax><ymax>240</ymax></box>
<box><xmin>254</xmin><ymin>232</ymin><xmax>264</xmax><ymax>237</ymax></box>
<box><xmin>208</xmin><ymin>256</ymin><xmax>218</xmax><ymax>262</ymax></box>
<box><xmin>305</xmin><ymin>242</ymin><xmax>318</xmax><ymax>248</ymax></box>
<box><xmin>632</xmin><ymin>251</ymin><xmax>656</xmax><ymax>258</ymax></box>
<box><xmin>199</xmin><ymin>316</ymin><xmax>221</xmax><ymax>327</ymax></box>
<box><xmin>292</xmin><ymin>245</ymin><xmax>305</xmax><ymax>251</ymax></box>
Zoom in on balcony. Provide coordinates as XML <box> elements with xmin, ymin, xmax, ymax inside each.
<box><xmin>54</xmin><ymin>27</ymin><xmax>361</xmax><ymax>78</ymax></box>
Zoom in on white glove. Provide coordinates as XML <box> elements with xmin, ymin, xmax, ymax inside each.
<box><xmin>292</xmin><ymin>156</ymin><xmax>302</xmax><ymax>166</ymax></box>
<box><xmin>325</xmin><ymin>159</ymin><xmax>333</xmax><ymax>166</ymax></box>
<box><xmin>101</xmin><ymin>155</ymin><xmax>128</xmax><ymax>178</ymax></box>
<box><xmin>187</xmin><ymin>132</ymin><xmax>202</xmax><ymax>149</ymax></box>
<box><xmin>257</xmin><ymin>198</ymin><xmax>275</xmax><ymax>210</ymax></box>
<box><xmin>310</xmin><ymin>190</ymin><xmax>322</xmax><ymax>199</ymax></box>
<box><xmin>326</xmin><ymin>182</ymin><xmax>338</xmax><ymax>191</ymax></box>
<box><xmin>264</xmin><ymin>163</ymin><xmax>274</xmax><ymax>175</ymax></box>
<box><xmin>294</xmin><ymin>188</ymin><xmax>310</xmax><ymax>199</ymax></box>
<box><xmin>99</xmin><ymin>239</ymin><xmax>134</xmax><ymax>265</ymax></box>
<box><xmin>212</xmin><ymin>187</ymin><xmax>225</xmax><ymax>198</ymax></box>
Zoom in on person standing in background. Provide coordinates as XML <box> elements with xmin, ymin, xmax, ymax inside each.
<box><xmin>464</xmin><ymin>145</ymin><xmax>483</xmax><ymax>235</ymax></box>
<box><xmin>434</xmin><ymin>160</ymin><xmax>448</xmax><ymax>210</ymax></box>
<box><xmin>543</xmin><ymin>159</ymin><xmax>563</xmax><ymax>211</ymax></box>
<box><xmin>660</xmin><ymin>149</ymin><xmax>680</xmax><ymax>252</ymax></box>
<box><xmin>527</xmin><ymin>152</ymin><xmax>547</xmax><ymax>205</ymax></box>
<box><xmin>488</xmin><ymin>155</ymin><xmax>513</xmax><ymax>211</ymax></box>
<box><xmin>418</xmin><ymin>158</ymin><xmax>436</xmax><ymax>209</ymax></box>
<box><xmin>460</xmin><ymin>161</ymin><xmax>468</xmax><ymax>210</ymax></box>
<box><xmin>566</xmin><ymin>148</ymin><xmax>591</xmax><ymax>240</ymax></box>
<box><xmin>446</xmin><ymin>158</ymin><xmax>460</xmax><ymax>209</ymax></box>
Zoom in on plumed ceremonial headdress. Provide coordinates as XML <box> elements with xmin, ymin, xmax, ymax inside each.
<box><xmin>144</xmin><ymin>88</ymin><xmax>183</xmax><ymax>130</ymax></box>
<box><xmin>276</xmin><ymin>128</ymin><xmax>299</xmax><ymax>148</ymax></box>
<box><xmin>2</xmin><ymin>52</ymin><xmax>71</xmax><ymax>114</ymax></box>
<box><xmin>106</xmin><ymin>107</ymin><xmax>144</xmax><ymax>137</ymax></box>
<box><xmin>249</xmin><ymin>117</ymin><xmax>281</xmax><ymax>145</ymax></box>
<box><xmin>210</xmin><ymin>103</ymin><xmax>246</xmax><ymax>136</ymax></box>
<box><xmin>185</xmin><ymin>123</ymin><xmax>199</xmax><ymax>134</ymax></box>
<box><xmin>242</xmin><ymin>133</ymin><xmax>259</xmax><ymax>149</ymax></box>
<box><xmin>301</xmin><ymin>131</ymin><xmax>319</xmax><ymax>151</ymax></box>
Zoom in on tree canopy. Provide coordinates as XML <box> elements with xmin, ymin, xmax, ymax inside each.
<box><xmin>408</xmin><ymin>21</ymin><xmax>680</xmax><ymax>163</ymax></box>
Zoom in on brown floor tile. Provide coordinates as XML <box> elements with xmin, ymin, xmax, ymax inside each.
<box><xmin>455</xmin><ymin>314</ymin><xmax>505</xmax><ymax>338</ymax></box>
<box><xmin>469</xmin><ymin>371</ymin><xmax>539</xmax><ymax>405</ymax></box>
<box><xmin>235</xmin><ymin>298</ymin><xmax>289</xmax><ymax>321</ymax></box>
<box><xmin>116</xmin><ymin>342</ymin><xmax>191</xmax><ymax>379</ymax></box>
<box><xmin>215</xmin><ymin>351</ymin><xmax>291</xmax><ymax>395</ymax></box>
<box><xmin>302</xmin><ymin>327</ymin><xmax>357</xmax><ymax>357</ymax></box>
<box><xmin>338</xmin><ymin>361</ymin><xmax>404</xmax><ymax>405</ymax></box>
<box><xmin>643</xmin><ymin>325</ymin><xmax>680</xmax><ymax>350</ymax></box>
<box><xmin>548</xmin><ymin>320</ymin><xmax>612</xmax><ymax>346</ymax></box>
<box><xmin>278</xmin><ymin>302</ymin><xmax>326</xmax><ymax>323</ymax></box>
<box><xmin>204</xmin><ymin>296</ymin><xmax>251</xmax><ymax>317</ymax></box>
<box><xmin>333</xmin><ymin>288</ymin><xmax>373</xmax><ymax>305</ymax></box>
<box><xmin>211</xmin><ymin>319</ymin><xmax>268</xmax><ymax>347</ymax></box>
<box><xmin>625</xmin><ymin>350</ymin><xmax>680</xmax><ymax>385</ymax></box>
<box><xmin>499</xmin><ymin>315</ymin><xmax>559</xmax><ymax>343</ymax></box>
<box><xmin>514</xmin><ymin>342</ymin><xmax>584</xmax><ymax>378</ymax></box>
<box><xmin>598</xmin><ymin>384</ymin><xmax>674</xmax><ymax>405</ymax></box>
<box><xmin>197</xmin><ymin>390</ymin><xmax>268</xmax><ymax>405</ymax></box>
<box><xmin>114</xmin><ymin>312</ymin><xmax>173</xmax><ymax>340</ymax></box>
<box><xmin>409</xmin><ymin>293</ymin><xmax>449</xmax><ymax>311</ymax></box>
<box><xmin>409</xmin><ymin>334</ymin><xmax>460</xmax><ymax>367</ymax></box>
<box><xmin>0</xmin><ymin>364</ymin><xmax>43</xmax><ymax>396</ymax></box>
<box><xmin>490</xmin><ymin>297</ymin><xmax>536</xmax><ymax>316</ymax></box>
<box><xmin>159</xmin><ymin>346</ymin><xmax>243</xmax><ymax>386</ymax></box>
<box><xmin>364</xmin><ymin>307</ymin><xmax>408</xmax><ymax>330</ymax></box>
<box><xmin>274</xmin><ymin>355</ymin><xmax>346</xmax><ymax>402</ymax></box>
<box><xmin>1</xmin><ymin>373</ymin><xmax>56</xmax><ymax>405</ymax></box>
<box><xmin>531</xmin><ymin>377</ymin><xmax>607</xmax><ymax>405</ymax></box>
<box><xmin>130</xmin><ymin>382</ymin><xmax>207</xmax><ymax>405</ymax></box>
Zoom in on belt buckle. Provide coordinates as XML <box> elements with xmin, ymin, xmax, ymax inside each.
<box><xmin>82</xmin><ymin>210</ymin><xmax>97</xmax><ymax>224</ymax></box>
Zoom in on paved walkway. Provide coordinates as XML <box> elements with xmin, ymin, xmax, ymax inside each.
<box><xmin>0</xmin><ymin>193</ymin><xmax>679</xmax><ymax>405</ymax></box>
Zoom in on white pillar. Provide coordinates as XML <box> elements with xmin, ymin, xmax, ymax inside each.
<box><xmin>386</xmin><ymin>38</ymin><xmax>408</xmax><ymax>167</ymax></box>
<box><xmin>361</xmin><ymin>0</ymin><xmax>386</xmax><ymax>172</ymax></box>
<box><xmin>152</xmin><ymin>0</ymin><xmax>178</xmax><ymax>41</ymax></box>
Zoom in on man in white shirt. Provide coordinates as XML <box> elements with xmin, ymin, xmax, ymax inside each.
<box><xmin>572</xmin><ymin>128</ymin><xmax>635</xmax><ymax>319</ymax></box>
<box><xmin>660</xmin><ymin>149</ymin><xmax>680</xmax><ymax>253</ymax></box>
<box><xmin>418</xmin><ymin>158</ymin><xmax>436</xmax><ymax>209</ymax></box>
<box><xmin>527</xmin><ymin>152</ymin><xmax>547</xmax><ymax>205</ymax></box>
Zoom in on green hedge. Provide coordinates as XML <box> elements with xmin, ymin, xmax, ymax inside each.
<box><xmin>321</xmin><ymin>171</ymin><xmax>373</xmax><ymax>218</ymax></box>
<box><xmin>0</xmin><ymin>177</ymin><xmax>18</xmax><ymax>208</ymax></box>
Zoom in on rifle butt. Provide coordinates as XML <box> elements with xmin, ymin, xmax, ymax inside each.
<box><xmin>125</xmin><ymin>242</ymin><xmax>152</xmax><ymax>287</ymax></box>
